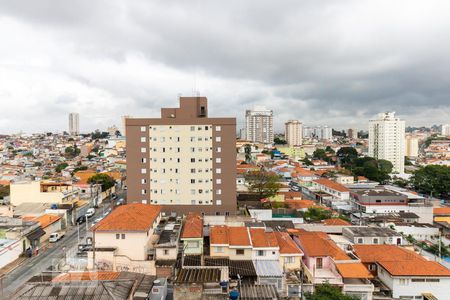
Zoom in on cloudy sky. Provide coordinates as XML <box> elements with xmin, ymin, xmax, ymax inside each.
<box><xmin>1</xmin><ymin>0</ymin><xmax>450</xmax><ymax>134</ymax></box>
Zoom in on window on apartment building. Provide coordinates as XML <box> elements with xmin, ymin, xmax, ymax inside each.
<box><xmin>190</xmin><ymin>147</ymin><xmax>195</xmax><ymax>153</ymax></box>
<box><xmin>197</xmin><ymin>126</ymin><xmax>202</xmax><ymax>131</ymax></box>
<box><xmin>191</xmin><ymin>158</ymin><xmax>195</xmax><ymax>163</ymax></box>
<box><xmin>121</xmin><ymin>234</ymin><xmax>126</xmax><ymax>239</ymax></box>
<box><xmin>257</xmin><ymin>250</ymin><xmax>265</xmax><ymax>256</ymax></box>
<box><xmin>141</xmin><ymin>147</ymin><xmax>146</xmax><ymax>153</ymax></box>
<box><xmin>140</xmin><ymin>137</ymin><xmax>146</xmax><ymax>142</ymax></box>
<box><xmin>140</xmin><ymin>126</ymin><xmax>146</xmax><ymax>132</ymax></box>
<box><xmin>216</xmin><ymin>179</ymin><xmax>222</xmax><ymax>184</ymax></box>
<box><xmin>191</xmin><ymin>168</ymin><xmax>196</xmax><ymax>173</ymax></box>
<box><xmin>190</xmin><ymin>126</ymin><xmax>195</xmax><ymax>131</ymax></box>
<box><xmin>141</xmin><ymin>189</ymin><xmax>146</xmax><ymax>195</ymax></box>
<box><xmin>141</xmin><ymin>168</ymin><xmax>147</xmax><ymax>174</ymax></box>
<box><xmin>215</xmin><ymin>158</ymin><xmax>221</xmax><ymax>163</ymax></box>
<box><xmin>236</xmin><ymin>249</ymin><xmax>244</xmax><ymax>255</ymax></box>
<box><xmin>216</xmin><ymin>168</ymin><xmax>222</xmax><ymax>174</ymax></box>
<box><xmin>116</xmin><ymin>234</ymin><xmax>120</xmax><ymax>239</ymax></box>
<box><xmin>215</xmin><ymin>136</ymin><xmax>221</xmax><ymax>142</ymax></box>
<box><xmin>191</xmin><ymin>200</ymin><xmax>196</xmax><ymax>205</ymax></box>
<box><xmin>191</xmin><ymin>179</ymin><xmax>196</xmax><ymax>184</ymax></box>
<box><xmin>216</xmin><ymin>200</ymin><xmax>222</xmax><ymax>205</ymax></box>
<box><xmin>215</xmin><ymin>126</ymin><xmax>221</xmax><ymax>131</ymax></box>
<box><xmin>216</xmin><ymin>247</ymin><xmax>224</xmax><ymax>253</ymax></box>
<box><xmin>141</xmin><ymin>158</ymin><xmax>147</xmax><ymax>163</ymax></box>
<box><xmin>141</xmin><ymin>200</ymin><xmax>147</xmax><ymax>204</ymax></box>
<box><xmin>216</xmin><ymin>147</ymin><xmax>222</xmax><ymax>153</ymax></box>
<box><xmin>190</xmin><ymin>189</ymin><xmax>196</xmax><ymax>195</ymax></box>
<box><xmin>216</xmin><ymin>189</ymin><xmax>222</xmax><ymax>195</ymax></box>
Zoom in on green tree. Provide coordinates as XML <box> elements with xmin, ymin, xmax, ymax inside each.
<box><xmin>274</xmin><ymin>137</ymin><xmax>287</xmax><ymax>145</ymax></box>
<box><xmin>244</xmin><ymin>170</ymin><xmax>282</xmax><ymax>200</ymax></box>
<box><xmin>306</xmin><ymin>283</ymin><xmax>356</xmax><ymax>300</ymax></box>
<box><xmin>352</xmin><ymin>157</ymin><xmax>391</xmax><ymax>183</ymax></box>
<box><xmin>302</xmin><ymin>157</ymin><xmax>313</xmax><ymax>166</ymax></box>
<box><xmin>87</xmin><ymin>173</ymin><xmax>116</xmax><ymax>191</ymax></box>
<box><xmin>337</xmin><ymin>147</ymin><xmax>358</xmax><ymax>167</ymax></box>
<box><xmin>244</xmin><ymin>144</ymin><xmax>252</xmax><ymax>163</ymax></box>
<box><xmin>303</xmin><ymin>207</ymin><xmax>332</xmax><ymax>222</ymax></box>
<box><xmin>0</xmin><ymin>185</ymin><xmax>10</xmax><ymax>199</ymax></box>
<box><xmin>313</xmin><ymin>149</ymin><xmax>327</xmax><ymax>161</ymax></box>
<box><xmin>65</xmin><ymin>146</ymin><xmax>80</xmax><ymax>158</ymax></box>
<box><xmin>55</xmin><ymin>162</ymin><xmax>68</xmax><ymax>173</ymax></box>
<box><xmin>411</xmin><ymin>165</ymin><xmax>450</xmax><ymax>197</ymax></box>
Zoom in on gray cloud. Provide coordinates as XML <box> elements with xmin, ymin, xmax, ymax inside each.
<box><xmin>0</xmin><ymin>0</ymin><xmax>449</xmax><ymax>133</ymax></box>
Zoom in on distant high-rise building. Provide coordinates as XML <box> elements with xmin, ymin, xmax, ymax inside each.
<box><xmin>126</xmin><ymin>96</ymin><xmax>236</xmax><ymax>215</ymax></box>
<box><xmin>303</xmin><ymin>126</ymin><xmax>332</xmax><ymax>141</ymax></box>
<box><xmin>369</xmin><ymin>112</ymin><xmax>405</xmax><ymax>173</ymax></box>
<box><xmin>68</xmin><ymin>113</ymin><xmax>79</xmax><ymax>135</ymax></box>
<box><xmin>347</xmin><ymin>128</ymin><xmax>357</xmax><ymax>139</ymax></box>
<box><xmin>442</xmin><ymin>124</ymin><xmax>450</xmax><ymax>136</ymax></box>
<box><xmin>285</xmin><ymin>120</ymin><xmax>303</xmax><ymax>146</ymax></box>
<box><xmin>245</xmin><ymin>106</ymin><xmax>273</xmax><ymax>144</ymax></box>
<box><xmin>405</xmin><ymin>135</ymin><xmax>419</xmax><ymax>158</ymax></box>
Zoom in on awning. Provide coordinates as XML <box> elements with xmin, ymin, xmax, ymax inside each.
<box><xmin>26</xmin><ymin>227</ymin><xmax>46</xmax><ymax>241</ymax></box>
<box><xmin>253</xmin><ymin>260</ymin><xmax>283</xmax><ymax>277</ymax></box>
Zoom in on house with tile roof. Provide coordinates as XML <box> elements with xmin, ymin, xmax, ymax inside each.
<box><xmin>180</xmin><ymin>213</ymin><xmax>204</xmax><ymax>255</ymax></box>
<box><xmin>311</xmin><ymin>178</ymin><xmax>350</xmax><ymax>201</ymax></box>
<box><xmin>292</xmin><ymin>230</ymin><xmax>375</xmax><ymax>300</ymax></box>
<box><xmin>88</xmin><ymin>203</ymin><xmax>161</xmax><ymax>275</ymax></box>
<box><xmin>353</xmin><ymin>244</ymin><xmax>450</xmax><ymax>300</ymax></box>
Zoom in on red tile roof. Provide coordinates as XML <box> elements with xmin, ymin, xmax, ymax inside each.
<box><xmin>323</xmin><ymin>218</ymin><xmax>351</xmax><ymax>226</ymax></box>
<box><xmin>249</xmin><ymin>228</ymin><xmax>278</xmax><ymax>248</ymax></box>
<box><xmin>433</xmin><ymin>207</ymin><xmax>450</xmax><ymax>215</ymax></box>
<box><xmin>210</xmin><ymin>226</ymin><xmax>252</xmax><ymax>246</ymax></box>
<box><xmin>275</xmin><ymin>232</ymin><xmax>303</xmax><ymax>255</ymax></box>
<box><xmin>210</xmin><ymin>226</ymin><xmax>229</xmax><ymax>245</ymax></box>
<box><xmin>181</xmin><ymin>213</ymin><xmax>203</xmax><ymax>239</ymax></box>
<box><xmin>378</xmin><ymin>260</ymin><xmax>450</xmax><ymax>277</ymax></box>
<box><xmin>313</xmin><ymin>178</ymin><xmax>349</xmax><ymax>192</ymax></box>
<box><xmin>92</xmin><ymin>203</ymin><xmax>160</xmax><ymax>232</ymax></box>
<box><xmin>34</xmin><ymin>214</ymin><xmax>61</xmax><ymax>229</ymax></box>
<box><xmin>295</xmin><ymin>231</ymin><xmax>350</xmax><ymax>260</ymax></box>
<box><xmin>336</xmin><ymin>263</ymin><xmax>373</xmax><ymax>279</ymax></box>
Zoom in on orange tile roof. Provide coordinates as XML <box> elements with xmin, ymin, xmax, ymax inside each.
<box><xmin>92</xmin><ymin>203</ymin><xmax>160</xmax><ymax>232</ymax></box>
<box><xmin>353</xmin><ymin>245</ymin><xmax>425</xmax><ymax>263</ymax></box>
<box><xmin>249</xmin><ymin>228</ymin><xmax>278</xmax><ymax>248</ymax></box>
<box><xmin>53</xmin><ymin>271</ymin><xmax>120</xmax><ymax>282</ymax></box>
<box><xmin>210</xmin><ymin>226</ymin><xmax>251</xmax><ymax>246</ymax></box>
<box><xmin>210</xmin><ymin>226</ymin><xmax>229</xmax><ymax>245</ymax></box>
<box><xmin>34</xmin><ymin>214</ymin><xmax>61</xmax><ymax>229</ymax></box>
<box><xmin>285</xmin><ymin>200</ymin><xmax>319</xmax><ymax>210</ymax></box>
<box><xmin>75</xmin><ymin>170</ymin><xmax>122</xmax><ymax>184</ymax></box>
<box><xmin>335</xmin><ymin>263</ymin><xmax>373</xmax><ymax>279</ymax></box>
<box><xmin>229</xmin><ymin>227</ymin><xmax>252</xmax><ymax>246</ymax></box>
<box><xmin>277</xmin><ymin>191</ymin><xmax>302</xmax><ymax>200</ymax></box>
<box><xmin>295</xmin><ymin>168</ymin><xmax>316</xmax><ymax>177</ymax></box>
<box><xmin>378</xmin><ymin>260</ymin><xmax>450</xmax><ymax>277</ymax></box>
<box><xmin>323</xmin><ymin>218</ymin><xmax>351</xmax><ymax>226</ymax></box>
<box><xmin>313</xmin><ymin>178</ymin><xmax>349</xmax><ymax>192</ymax></box>
<box><xmin>296</xmin><ymin>231</ymin><xmax>350</xmax><ymax>260</ymax></box>
<box><xmin>275</xmin><ymin>232</ymin><xmax>303</xmax><ymax>255</ymax></box>
<box><xmin>433</xmin><ymin>207</ymin><xmax>450</xmax><ymax>215</ymax></box>
<box><xmin>181</xmin><ymin>213</ymin><xmax>203</xmax><ymax>239</ymax></box>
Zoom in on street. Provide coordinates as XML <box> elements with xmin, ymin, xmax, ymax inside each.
<box><xmin>0</xmin><ymin>190</ymin><xmax>124</xmax><ymax>299</ymax></box>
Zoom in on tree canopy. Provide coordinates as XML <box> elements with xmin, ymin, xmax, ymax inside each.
<box><xmin>303</xmin><ymin>207</ymin><xmax>332</xmax><ymax>222</ymax></box>
<box><xmin>411</xmin><ymin>165</ymin><xmax>450</xmax><ymax>197</ymax></box>
<box><xmin>244</xmin><ymin>170</ymin><xmax>282</xmax><ymax>200</ymax></box>
<box><xmin>274</xmin><ymin>137</ymin><xmax>287</xmax><ymax>145</ymax></box>
<box><xmin>55</xmin><ymin>162</ymin><xmax>68</xmax><ymax>173</ymax></box>
<box><xmin>306</xmin><ymin>283</ymin><xmax>357</xmax><ymax>300</ymax></box>
<box><xmin>336</xmin><ymin>147</ymin><xmax>358</xmax><ymax>167</ymax></box>
<box><xmin>350</xmin><ymin>157</ymin><xmax>393</xmax><ymax>183</ymax></box>
<box><xmin>87</xmin><ymin>173</ymin><xmax>116</xmax><ymax>191</ymax></box>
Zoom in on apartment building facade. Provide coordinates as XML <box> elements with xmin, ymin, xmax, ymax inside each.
<box><xmin>68</xmin><ymin>112</ymin><xmax>79</xmax><ymax>136</ymax></box>
<box><xmin>369</xmin><ymin>112</ymin><xmax>405</xmax><ymax>173</ymax></box>
<box><xmin>245</xmin><ymin>106</ymin><xmax>274</xmax><ymax>144</ymax></box>
<box><xmin>285</xmin><ymin>120</ymin><xmax>303</xmax><ymax>146</ymax></box>
<box><xmin>126</xmin><ymin>97</ymin><xmax>236</xmax><ymax>216</ymax></box>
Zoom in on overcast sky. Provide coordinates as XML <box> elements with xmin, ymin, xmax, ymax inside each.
<box><xmin>1</xmin><ymin>0</ymin><xmax>450</xmax><ymax>134</ymax></box>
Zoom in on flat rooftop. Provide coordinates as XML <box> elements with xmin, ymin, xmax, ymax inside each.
<box><xmin>345</xmin><ymin>226</ymin><xmax>400</xmax><ymax>237</ymax></box>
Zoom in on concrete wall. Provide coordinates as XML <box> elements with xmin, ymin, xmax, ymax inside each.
<box><xmin>182</xmin><ymin>238</ymin><xmax>203</xmax><ymax>255</ymax></box>
<box><xmin>10</xmin><ymin>181</ymin><xmax>63</xmax><ymax>205</ymax></box>
<box><xmin>0</xmin><ymin>239</ymin><xmax>22</xmax><ymax>268</ymax></box>
<box><xmin>156</xmin><ymin>247</ymin><xmax>177</xmax><ymax>260</ymax></box>
<box><xmin>94</xmin><ymin>230</ymin><xmax>150</xmax><ymax>261</ymax></box>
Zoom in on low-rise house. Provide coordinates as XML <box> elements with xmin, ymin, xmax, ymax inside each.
<box><xmin>210</xmin><ymin>226</ymin><xmax>253</xmax><ymax>260</ymax></box>
<box><xmin>343</xmin><ymin>227</ymin><xmax>403</xmax><ymax>245</ymax></box>
<box><xmin>180</xmin><ymin>213</ymin><xmax>204</xmax><ymax>256</ymax></box>
<box><xmin>311</xmin><ymin>178</ymin><xmax>350</xmax><ymax>201</ymax></box>
<box><xmin>89</xmin><ymin>203</ymin><xmax>161</xmax><ymax>275</ymax></box>
<box><xmin>392</xmin><ymin>223</ymin><xmax>440</xmax><ymax>242</ymax></box>
<box><xmin>353</xmin><ymin>244</ymin><xmax>450</xmax><ymax>299</ymax></box>
<box><xmin>275</xmin><ymin>231</ymin><xmax>303</xmax><ymax>271</ymax></box>
<box><xmin>31</xmin><ymin>214</ymin><xmax>62</xmax><ymax>242</ymax></box>
<box><xmin>153</xmin><ymin>221</ymin><xmax>181</xmax><ymax>278</ymax></box>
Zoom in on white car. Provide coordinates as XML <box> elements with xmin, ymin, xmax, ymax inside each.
<box><xmin>49</xmin><ymin>231</ymin><xmax>65</xmax><ymax>242</ymax></box>
<box><xmin>85</xmin><ymin>208</ymin><xmax>96</xmax><ymax>218</ymax></box>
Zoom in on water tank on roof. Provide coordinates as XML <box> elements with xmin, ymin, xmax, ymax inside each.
<box><xmin>51</xmin><ymin>204</ymin><xmax>58</xmax><ymax>209</ymax></box>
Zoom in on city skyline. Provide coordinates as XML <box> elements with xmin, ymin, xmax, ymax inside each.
<box><xmin>1</xmin><ymin>1</ymin><xmax>450</xmax><ymax>133</ymax></box>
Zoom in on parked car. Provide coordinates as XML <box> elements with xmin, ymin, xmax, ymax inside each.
<box><xmin>115</xmin><ymin>198</ymin><xmax>124</xmax><ymax>206</ymax></box>
<box><xmin>76</xmin><ymin>215</ymin><xmax>87</xmax><ymax>224</ymax></box>
<box><xmin>86</xmin><ymin>208</ymin><xmax>96</xmax><ymax>218</ymax></box>
<box><xmin>49</xmin><ymin>231</ymin><xmax>65</xmax><ymax>243</ymax></box>
<box><xmin>111</xmin><ymin>193</ymin><xmax>118</xmax><ymax>200</ymax></box>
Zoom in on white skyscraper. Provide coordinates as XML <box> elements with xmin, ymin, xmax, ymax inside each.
<box><xmin>68</xmin><ymin>113</ymin><xmax>79</xmax><ymax>135</ymax></box>
<box><xmin>405</xmin><ymin>135</ymin><xmax>419</xmax><ymax>158</ymax></box>
<box><xmin>245</xmin><ymin>106</ymin><xmax>273</xmax><ymax>144</ymax></box>
<box><xmin>442</xmin><ymin>124</ymin><xmax>450</xmax><ymax>136</ymax></box>
<box><xmin>285</xmin><ymin>120</ymin><xmax>303</xmax><ymax>146</ymax></box>
<box><xmin>303</xmin><ymin>125</ymin><xmax>332</xmax><ymax>141</ymax></box>
<box><xmin>369</xmin><ymin>112</ymin><xmax>405</xmax><ymax>174</ymax></box>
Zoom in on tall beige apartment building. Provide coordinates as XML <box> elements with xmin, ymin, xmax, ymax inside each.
<box><xmin>405</xmin><ymin>135</ymin><xmax>419</xmax><ymax>158</ymax></box>
<box><xmin>68</xmin><ymin>112</ymin><xmax>79</xmax><ymax>136</ymax></box>
<box><xmin>285</xmin><ymin>120</ymin><xmax>303</xmax><ymax>146</ymax></box>
<box><xmin>126</xmin><ymin>97</ymin><xmax>236</xmax><ymax>216</ymax></box>
<box><xmin>245</xmin><ymin>106</ymin><xmax>273</xmax><ymax>144</ymax></box>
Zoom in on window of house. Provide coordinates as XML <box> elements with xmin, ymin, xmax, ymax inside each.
<box><xmin>116</xmin><ymin>234</ymin><xmax>120</xmax><ymax>239</ymax></box>
<box><xmin>257</xmin><ymin>250</ymin><xmax>265</xmax><ymax>256</ymax></box>
<box><xmin>164</xmin><ymin>249</ymin><xmax>169</xmax><ymax>255</ymax></box>
<box><xmin>357</xmin><ymin>238</ymin><xmax>363</xmax><ymax>244</ymax></box>
<box><xmin>399</xmin><ymin>279</ymin><xmax>408</xmax><ymax>285</ymax></box>
<box><xmin>285</xmin><ymin>257</ymin><xmax>295</xmax><ymax>264</ymax></box>
<box><xmin>316</xmin><ymin>257</ymin><xmax>323</xmax><ymax>269</ymax></box>
<box><xmin>373</xmin><ymin>238</ymin><xmax>379</xmax><ymax>244</ymax></box>
<box><xmin>236</xmin><ymin>249</ymin><xmax>245</xmax><ymax>255</ymax></box>
<box><xmin>369</xmin><ymin>264</ymin><xmax>376</xmax><ymax>271</ymax></box>
<box><xmin>121</xmin><ymin>234</ymin><xmax>126</xmax><ymax>239</ymax></box>
<box><xmin>216</xmin><ymin>246</ymin><xmax>224</xmax><ymax>253</ymax></box>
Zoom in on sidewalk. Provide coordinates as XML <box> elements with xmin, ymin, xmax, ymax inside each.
<box><xmin>0</xmin><ymin>256</ymin><xmax>27</xmax><ymax>277</ymax></box>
